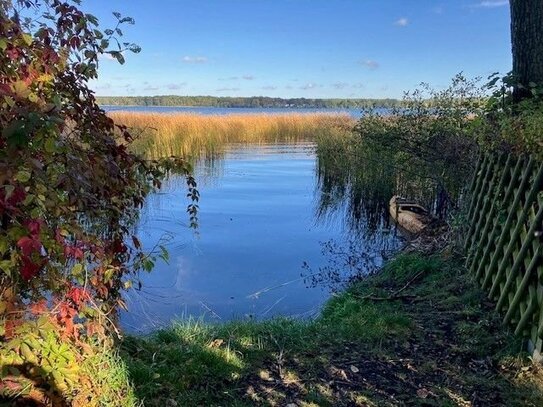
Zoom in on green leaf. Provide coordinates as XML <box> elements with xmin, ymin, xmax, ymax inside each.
<box><xmin>159</xmin><ymin>246</ymin><xmax>169</xmax><ymax>263</ymax></box>
<box><xmin>2</xmin><ymin>120</ymin><xmax>28</xmax><ymax>146</ymax></box>
<box><xmin>86</xmin><ymin>13</ymin><xmax>99</xmax><ymax>26</ymax></box>
<box><xmin>128</xmin><ymin>44</ymin><xmax>141</xmax><ymax>54</ymax></box>
<box><xmin>15</xmin><ymin>170</ymin><xmax>32</xmax><ymax>183</ymax></box>
<box><xmin>84</xmin><ymin>50</ymin><xmax>95</xmax><ymax>59</ymax></box>
<box><xmin>22</xmin><ymin>193</ymin><xmax>35</xmax><ymax>205</ymax></box>
<box><xmin>143</xmin><ymin>258</ymin><xmax>154</xmax><ymax>272</ymax></box>
<box><xmin>71</xmin><ymin>263</ymin><xmax>84</xmax><ymax>277</ymax></box>
<box><xmin>0</xmin><ymin>236</ymin><xmax>9</xmax><ymax>255</ymax></box>
<box><xmin>44</xmin><ymin>138</ymin><xmax>57</xmax><ymax>153</ymax></box>
<box><xmin>0</xmin><ymin>260</ymin><xmax>14</xmax><ymax>277</ymax></box>
<box><xmin>111</xmin><ymin>51</ymin><xmax>125</xmax><ymax>65</ymax></box>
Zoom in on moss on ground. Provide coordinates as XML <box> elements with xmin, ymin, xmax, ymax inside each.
<box><xmin>122</xmin><ymin>253</ymin><xmax>543</xmax><ymax>406</ymax></box>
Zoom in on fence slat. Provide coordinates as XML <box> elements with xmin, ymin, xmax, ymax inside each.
<box><xmin>478</xmin><ymin>158</ymin><xmax>535</xmax><ymax>286</ymax></box>
<box><xmin>488</xmin><ymin>164</ymin><xmax>543</xmax><ymax>295</ymax></box>
<box><xmin>469</xmin><ymin>156</ymin><xmax>524</xmax><ymax>275</ymax></box>
<box><xmin>466</xmin><ymin>151</ymin><xmax>543</xmax><ymax>358</ymax></box>
<box><xmin>466</xmin><ymin>155</ymin><xmax>515</xmax><ymax>268</ymax></box>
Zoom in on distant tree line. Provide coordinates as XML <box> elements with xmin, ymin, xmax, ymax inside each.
<box><xmin>96</xmin><ymin>95</ymin><xmax>404</xmax><ymax>108</ymax></box>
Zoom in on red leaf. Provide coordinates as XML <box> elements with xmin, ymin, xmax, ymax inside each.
<box><xmin>26</xmin><ymin>219</ymin><xmax>42</xmax><ymax>235</ymax></box>
<box><xmin>20</xmin><ymin>257</ymin><xmax>41</xmax><ymax>280</ymax></box>
<box><xmin>67</xmin><ymin>286</ymin><xmax>90</xmax><ymax>306</ymax></box>
<box><xmin>64</xmin><ymin>245</ymin><xmax>84</xmax><ymax>260</ymax></box>
<box><xmin>17</xmin><ymin>236</ymin><xmax>41</xmax><ymax>257</ymax></box>
<box><xmin>30</xmin><ymin>299</ymin><xmax>48</xmax><ymax>315</ymax></box>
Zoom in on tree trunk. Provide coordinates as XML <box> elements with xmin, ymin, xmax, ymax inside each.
<box><xmin>510</xmin><ymin>0</ymin><xmax>543</xmax><ymax>101</ymax></box>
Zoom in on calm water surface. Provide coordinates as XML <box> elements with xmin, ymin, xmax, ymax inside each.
<box><xmin>102</xmin><ymin>105</ymin><xmax>386</xmax><ymax>118</ymax></box>
<box><xmin>121</xmin><ymin>142</ymin><xmax>399</xmax><ymax>332</ymax></box>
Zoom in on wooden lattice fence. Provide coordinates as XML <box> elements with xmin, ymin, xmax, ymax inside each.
<box><xmin>464</xmin><ymin>153</ymin><xmax>543</xmax><ymax>358</ymax></box>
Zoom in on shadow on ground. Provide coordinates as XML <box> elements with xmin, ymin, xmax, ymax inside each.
<box><xmin>121</xmin><ymin>253</ymin><xmax>543</xmax><ymax>406</ymax></box>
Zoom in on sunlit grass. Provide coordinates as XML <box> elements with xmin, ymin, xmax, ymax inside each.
<box><xmin>122</xmin><ymin>253</ymin><xmax>542</xmax><ymax>406</ymax></box>
<box><xmin>108</xmin><ymin>111</ymin><xmax>355</xmax><ymax>158</ymax></box>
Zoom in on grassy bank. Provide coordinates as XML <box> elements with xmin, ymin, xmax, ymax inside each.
<box><xmin>121</xmin><ymin>253</ymin><xmax>543</xmax><ymax>406</ymax></box>
<box><xmin>108</xmin><ymin>112</ymin><xmax>354</xmax><ymax>158</ymax></box>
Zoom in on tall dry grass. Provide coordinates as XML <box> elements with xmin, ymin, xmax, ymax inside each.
<box><xmin>108</xmin><ymin>112</ymin><xmax>355</xmax><ymax>158</ymax></box>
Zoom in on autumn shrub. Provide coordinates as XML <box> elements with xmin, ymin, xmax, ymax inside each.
<box><xmin>0</xmin><ymin>1</ymin><xmax>197</xmax><ymax>404</ymax></box>
<box><xmin>1</xmin><ymin>310</ymin><xmax>138</xmax><ymax>406</ymax></box>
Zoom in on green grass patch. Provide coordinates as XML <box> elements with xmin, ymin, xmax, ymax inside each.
<box><xmin>121</xmin><ymin>253</ymin><xmax>543</xmax><ymax>406</ymax></box>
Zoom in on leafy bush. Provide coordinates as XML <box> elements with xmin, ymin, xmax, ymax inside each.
<box><xmin>352</xmin><ymin>74</ymin><xmax>484</xmax><ymax>217</ymax></box>
<box><xmin>0</xmin><ymin>1</ymin><xmax>197</xmax><ymax>403</ymax></box>
<box><xmin>473</xmin><ymin>72</ymin><xmax>543</xmax><ymax>158</ymax></box>
<box><xmin>351</xmin><ymin>73</ymin><xmax>543</xmax><ymax>218</ymax></box>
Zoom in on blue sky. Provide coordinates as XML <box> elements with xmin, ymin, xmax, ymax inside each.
<box><xmin>88</xmin><ymin>0</ymin><xmax>511</xmax><ymax>99</ymax></box>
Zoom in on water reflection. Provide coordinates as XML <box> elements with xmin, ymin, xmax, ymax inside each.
<box><xmin>121</xmin><ymin>142</ymin><xmax>401</xmax><ymax>333</ymax></box>
<box><xmin>315</xmin><ymin>141</ymin><xmax>396</xmax><ymax>236</ymax></box>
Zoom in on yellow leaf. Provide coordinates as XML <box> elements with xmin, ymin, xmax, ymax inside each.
<box><xmin>4</xmin><ymin>96</ymin><xmax>15</xmax><ymax>107</ymax></box>
<box><xmin>21</xmin><ymin>33</ymin><xmax>33</xmax><ymax>46</ymax></box>
<box><xmin>36</xmin><ymin>73</ymin><xmax>54</xmax><ymax>83</ymax></box>
<box><xmin>11</xmin><ymin>81</ymin><xmax>31</xmax><ymax>99</ymax></box>
<box><xmin>28</xmin><ymin>92</ymin><xmax>39</xmax><ymax>103</ymax></box>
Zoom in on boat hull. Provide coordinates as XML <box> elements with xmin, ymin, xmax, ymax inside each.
<box><xmin>389</xmin><ymin>196</ymin><xmax>429</xmax><ymax>234</ymax></box>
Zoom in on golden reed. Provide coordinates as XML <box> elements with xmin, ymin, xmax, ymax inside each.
<box><xmin>108</xmin><ymin>112</ymin><xmax>354</xmax><ymax>158</ymax></box>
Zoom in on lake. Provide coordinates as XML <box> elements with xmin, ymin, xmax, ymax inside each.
<box><xmin>102</xmin><ymin>105</ymin><xmax>386</xmax><ymax>118</ymax></box>
<box><xmin>121</xmin><ymin>141</ymin><xmax>401</xmax><ymax>333</ymax></box>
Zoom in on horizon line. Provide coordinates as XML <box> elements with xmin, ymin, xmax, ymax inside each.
<box><xmin>95</xmin><ymin>94</ymin><xmax>401</xmax><ymax>100</ymax></box>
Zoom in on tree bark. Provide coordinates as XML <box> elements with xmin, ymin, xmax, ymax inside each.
<box><xmin>510</xmin><ymin>0</ymin><xmax>543</xmax><ymax>101</ymax></box>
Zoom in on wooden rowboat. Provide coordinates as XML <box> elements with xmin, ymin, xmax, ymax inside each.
<box><xmin>389</xmin><ymin>196</ymin><xmax>432</xmax><ymax>234</ymax></box>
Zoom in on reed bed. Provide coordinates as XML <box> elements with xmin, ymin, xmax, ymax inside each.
<box><xmin>108</xmin><ymin>111</ymin><xmax>354</xmax><ymax>158</ymax></box>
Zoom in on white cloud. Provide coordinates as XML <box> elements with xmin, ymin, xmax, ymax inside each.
<box><xmin>331</xmin><ymin>82</ymin><xmax>364</xmax><ymax>91</ymax></box>
<box><xmin>300</xmin><ymin>83</ymin><xmax>320</xmax><ymax>90</ymax></box>
<box><xmin>143</xmin><ymin>86</ymin><xmax>159</xmax><ymax>92</ymax></box>
<box><xmin>262</xmin><ymin>86</ymin><xmax>277</xmax><ymax>90</ymax></box>
<box><xmin>242</xmin><ymin>75</ymin><xmax>255</xmax><ymax>80</ymax></box>
<box><xmin>361</xmin><ymin>60</ymin><xmax>380</xmax><ymax>70</ymax></box>
<box><xmin>167</xmin><ymin>83</ymin><xmax>187</xmax><ymax>90</ymax></box>
<box><xmin>470</xmin><ymin>0</ymin><xmax>508</xmax><ymax>8</ymax></box>
<box><xmin>394</xmin><ymin>17</ymin><xmax>409</xmax><ymax>27</ymax></box>
<box><xmin>95</xmin><ymin>82</ymin><xmax>112</xmax><ymax>90</ymax></box>
<box><xmin>332</xmin><ymin>82</ymin><xmax>349</xmax><ymax>90</ymax></box>
<box><xmin>182</xmin><ymin>55</ymin><xmax>208</xmax><ymax>64</ymax></box>
<box><xmin>216</xmin><ymin>87</ymin><xmax>239</xmax><ymax>92</ymax></box>
<box><xmin>99</xmin><ymin>53</ymin><xmax>116</xmax><ymax>61</ymax></box>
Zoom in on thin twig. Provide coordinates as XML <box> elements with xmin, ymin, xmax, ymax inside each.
<box><xmin>356</xmin><ymin>270</ymin><xmax>426</xmax><ymax>301</ymax></box>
